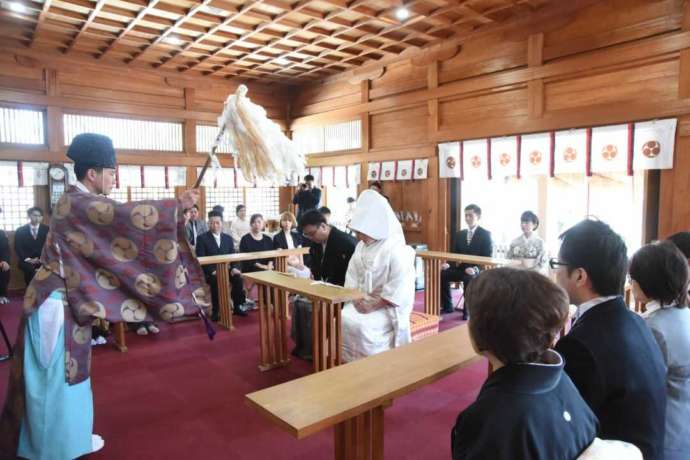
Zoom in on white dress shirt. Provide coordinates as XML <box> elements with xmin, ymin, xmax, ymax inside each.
<box><xmin>573</xmin><ymin>295</ymin><xmax>619</xmax><ymax>324</ymax></box>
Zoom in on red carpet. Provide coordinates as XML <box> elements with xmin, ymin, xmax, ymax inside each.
<box><xmin>0</xmin><ymin>290</ymin><xmax>486</xmax><ymax>459</ymax></box>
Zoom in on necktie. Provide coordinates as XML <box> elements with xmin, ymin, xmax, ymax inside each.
<box><xmin>31</xmin><ymin>227</ymin><xmax>37</xmax><ymax>239</ymax></box>
<box><xmin>467</xmin><ymin>229</ymin><xmax>474</xmax><ymax>245</ymax></box>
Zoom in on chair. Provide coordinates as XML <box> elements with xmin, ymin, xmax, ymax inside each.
<box><xmin>410</xmin><ymin>311</ymin><xmax>440</xmax><ymax>341</ymax></box>
<box><xmin>450</xmin><ymin>281</ymin><xmax>465</xmax><ymax>311</ymax></box>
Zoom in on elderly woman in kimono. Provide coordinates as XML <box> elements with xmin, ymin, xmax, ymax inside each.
<box><xmin>341</xmin><ymin>190</ymin><xmax>416</xmax><ymax>362</ymax></box>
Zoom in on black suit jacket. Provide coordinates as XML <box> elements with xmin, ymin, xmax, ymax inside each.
<box><xmin>452</xmin><ymin>226</ymin><xmax>493</xmax><ymax>270</ymax></box>
<box><xmin>308</xmin><ymin>226</ymin><xmax>356</xmax><ymax>287</ymax></box>
<box><xmin>195</xmin><ymin>231</ymin><xmax>238</xmax><ymax>278</ymax></box>
<box><xmin>555</xmin><ymin>297</ymin><xmax>666</xmax><ymax>460</ymax></box>
<box><xmin>14</xmin><ymin>224</ymin><xmax>49</xmax><ymax>269</ymax></box>
<box><xmin>452</xmin><ymin>354</ymin><xmax>598</xmax><ymax>460</ymax></box>
<box><xmin>272</xmin><ymin>230</ymin><xmax>302</xmax><ymax>250</ymax></box>
<box><xmin>0</xmin><ymin>230</ymin><xmax>9</xmax><ymax>263</ymax></box>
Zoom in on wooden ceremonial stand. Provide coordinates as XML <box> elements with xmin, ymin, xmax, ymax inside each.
<box><xmin>242</xmin><ymin>271</ymin><xmax>364</xmax><ymax>373</ymax></box>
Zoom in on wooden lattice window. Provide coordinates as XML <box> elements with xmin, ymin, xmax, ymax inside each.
<box><xmin>246</xmin><ymin>187</ymin><xmax>280</xmax><ymax>220</ymax></box>
<box><xmin>205</xmin><ymin>187</ymin><xmax>244</xmax><ymax>218</ymax></box>
<box><xmin>0</xmin><ymin>186</ymin><xmax>35</xmax><ymax>231</ymax></box>
<box><xmin>0</xmin><ymin>106</ymin><xmax>45</xmax><ymax>145</ymax></box>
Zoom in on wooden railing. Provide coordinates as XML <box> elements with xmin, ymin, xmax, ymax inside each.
<box><xmin>197</xmin><ymin>247</ymin><xmax>309</xmax><ymax>330</ymax></box>
<box><xmin>246</xmin><ymin>324</ymin><xmax>480</xmax><ymax>460</ymax></box>
<box><xmin>416</xmin><ymin>250</ymin><xmax>519</xmax><ymax>316</ymax></box>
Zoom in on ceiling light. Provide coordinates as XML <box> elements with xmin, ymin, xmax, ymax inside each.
<box><xmin>275</xmin><ymin>57</ymin><xmax>290</xmax><ymax>66</ymax></box>
<box><xmin>8</xmin><ymin>2</ymin><xmax>27</xmax><ymax>13</ymax></box>
<box><xmin>395</xmin><ymin>7</ymin><xmax>409</xmax><ymax>21</ymax></box>
<box><xmin>164</xmin><ymin>36</ymin><xmax>183</xmax><ymax>46</ymax></box>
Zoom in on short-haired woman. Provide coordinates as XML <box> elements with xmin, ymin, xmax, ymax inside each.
<box><xmin>452</xmin><ymin>267</ymin><xmax>598</xmax><ymax>460</ymax></box>
<box><xmin>630</xmin><ymin>241</ymin><xmax>690</xmax><ymax>460</ymax></box>
<box><xmin>506</xmin><ymin>211</ymin><xmax>547</xmax><ymax>271</ymax></box>
<box><xmin>273</xmin><ymin>211</ymin><xmax>310</xmax><ymax>278</ymax></box>
<box><xmin>239</xmin><ymin>214</ymin><xmax>274</xmax><ymax>273</ymax></box>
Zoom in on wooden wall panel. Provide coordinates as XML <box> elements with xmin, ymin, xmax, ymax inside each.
<box><xmin>439</xmin><ymin>37</ymin><xmax>527</xmax><ymax>84</ymax></box>
<box><xmin>292</xmin><ymin>80</ymin><xmax>361</xmax><ymax>118</ymax></box>
<box><xmin>543</xmin><ymin>0</ymin><xmax>683</xmax><ymax>61</ymax></box>
<box><xmin>439</xmin><ymin>88</ymin><xmax>529</xmax><ymax>133</ymax></box>
<box><xmin>545</xmin><ymin>59</ymin><xmax>679</xmax><ymax>113</ymax></box>
<box><xmin>369</xmin><ymin>61</ymin><xmax>427</xmax><ymax>100</ymax></box>
<box><xmin>370</xmin><ymin>105</ymin><xmax>428</xmax><ymax>150</ymax></box>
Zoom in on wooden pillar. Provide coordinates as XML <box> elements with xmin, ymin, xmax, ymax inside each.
<box><xmin>334</xmin><ymin>406</ymin><xmax>384</xmax><ymax>460</ymax></box>
<box><xmin>427</xmin><ymin>61</ymin><xmax>439</xmax><ymax>138</ymax></box>
<box><xmin>44</xmin><ymin>68</ymin><xmax>63</xmax><ymax>152</ymax></box>
<box><xmin>527</xmin><ymin>33</ymin><xmax>544</xmax><ymax>119</ymax></box>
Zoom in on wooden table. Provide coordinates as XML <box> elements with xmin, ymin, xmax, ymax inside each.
<box><xmin>416</xmin><ymin>250</ymin><xmax>519</xmax><ymax>316</ymax></box>
<box><xmin>198</xmin><ymin>247</ymin><xmax>309</xmax><ymax>330</ymax></box>
<box><xmin>242</xmin><ymin>271</ymin><xmax>364</xmax><ymax>373</ymax></box>
<box><xmin>246</xmin><ymin>324</ymin><xmax>480</xmax><ymax>460</ymax></box>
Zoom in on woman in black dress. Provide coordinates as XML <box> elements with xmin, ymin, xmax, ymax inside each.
<box><xmin>273</xmin><ymin>211</ymin><xmax>310</xmax><ymax>278</ymax></box>
<box><xmin>239</xmin><ymin>213</ymin><xmax>274</xmax><ymax>273</ymax></box>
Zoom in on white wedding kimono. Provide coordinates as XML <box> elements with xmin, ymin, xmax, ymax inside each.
<box><xmin>341</xmin><ymin>190</ymin><xmax>416</xmax><ymax>362</ymax></box>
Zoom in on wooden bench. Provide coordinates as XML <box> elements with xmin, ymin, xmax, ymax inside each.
<box><xmin>246</xmin><ymin>324</ymin><xmax>480</xmax><ymax>459</ymax></box>
<box><xmin>242</xmin><ymin>271</ymin><xmax>364</xmax><ymax>373</ymax></box>
<box><xmin>197</xmin><ymin>247</ymin><xmax>309</xmax><ymax>330</ymax></box>
<box><xmin>416</xmin><ymin>250</ymin><xmax>519</xmax><ymax>316</ymax></box>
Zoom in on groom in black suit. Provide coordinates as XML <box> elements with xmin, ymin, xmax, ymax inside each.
<box><xmin>441</xmin><ymin>204</ymin><xmax>493</xmax><ymax>318</ymax></box>
<box><xmin>195</xmin><ymin>211</ymin><xmax>248</xmax><ymax>319</ymax></box>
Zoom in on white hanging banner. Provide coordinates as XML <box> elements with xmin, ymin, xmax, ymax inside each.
<box><xmin>462</xmin><ymin>139</ymin><xmax>488</xmax><ymax>181</ymax></box>
<box><xmin>334</xmin><ymin>166</ymin><xmax>347</xmax><ymax>187</ymax></box>
<box><xmin>144</xmin><ymin>166</ymin><xmax>166</xmax><ymax>187</ymax></box>
<box><xmin>438</xmin><ymin>142</ymin><xmax>461</xmax><ymax>178</ymax></box>
<box><xmin>168</xmin><ymin>166</ymin><xmax>187</xmax><ymax>187</ymax></box>
<box><xmin>347</xmin><ymin>164</ymin><xmax>361</xmax><ymax>186</ymax></box>
<box><xmin>633</xmin><ymin>118</ymin><xmax>677</xmax><ymax>170</ymax></box>
<box><xmin>23</xmin><ymin>162</ymin><xmax>49</xmax><ymax>186</ymax></box>
<box><xmin>591</xmin><ymin>124</ymin><xmax>629</xmax><ymax>173</ymax></box>
<box><xmin>520</xmin><ymin>133</ymin><xmax>551</xmax><ymax>176</ymax></box>
<box><xmin>367</xmin><ymin>162</ymin><xmax>381</xmax><ymax>181</ymax></box>
<box><xmin>490</xmin><ymin>136</ymin><xmax>518</xmax><ymax>178</ymax></box>
<box><xmin>396</xmin><ymin>160</ymin><xmax>413</xmax><ymax>181</ymax></box>
<box><xmin>121</xmin><ymin>165</ymin><xmax>143</xmax><ymax>187</ymax></box>
<box><xmin>380</xmin><ymin>161</ymin><xmax>396</xmax><ymax>181</ymax></box>
<box><xmin>413</xmin><ymin>159</ymin><xmax>428</xmax><ymax>180</ymax></box>
<box><xmin>554</xmin><ymin>129</ymin><xmax>588</xmax><ymax>175</ymax></box>
<box><xmin>64</xmin><ymin>163</ymin><xmax>77</xmax><ymax>185</ymax></box>
<box><xmin>321</xmin><ymin>166</ymin><xmax>334</xmax><ymax>187</ymax></box>
<box><xmin>0</xmin><ymin>161</ymin><xmax>18</xmax><ymax>187</ymax></box>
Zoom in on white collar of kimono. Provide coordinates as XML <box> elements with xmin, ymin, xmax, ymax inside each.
<box><xmin>75</xmin><ymin>180</ymin><xmax>91</xmax><ymax>193</ymax></box>
<box><xmin>348</xmin><ymin>190</ymin><xmax>402</xmax><ymax>241</ymax></box>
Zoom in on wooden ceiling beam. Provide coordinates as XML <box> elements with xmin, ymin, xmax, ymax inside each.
<box><xmin>156</xmin><ymin>0</ymin><xmax>265</xmax><ymax>69</ymax></box>
<box><xmin>30</xmin><ymin>0</ymin><xmax>56</xmax><ymax>46</ymax></box>
<box><xmin>184</xmin><ymin>0</ymin><xmax>316</xmax><ymax>74</ymax></box>
<box><xmin>97</xmin><ymin>0</ymin><xmax>163</xmax><ymax>58</ymax></box>
<box><xmin>127</xmin><ymin>0</ymin><xmax>218</xmax><ymax>64</ymax></box>
<box><xmin>63</xmin><ymin>0</ymin><xmax>109</xmax><ymax>53</ymax></box>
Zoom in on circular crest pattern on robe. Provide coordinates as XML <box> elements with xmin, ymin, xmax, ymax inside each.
<box><xmin>24</xmin><ymin>186</ymin><xmax>211</xmax><ymax>384</ymax></box>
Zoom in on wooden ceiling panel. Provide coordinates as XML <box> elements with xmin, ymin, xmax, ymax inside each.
<box><xmin>0</xmin><ymin>0</ymin><xmax>554</xmax><ymax>82</ymax></box>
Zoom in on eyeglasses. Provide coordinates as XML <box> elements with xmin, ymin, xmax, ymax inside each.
<box><xmin>549</xmin><ymin>258</ymin><xmax>570</xmax><ymax>270</ymax></box>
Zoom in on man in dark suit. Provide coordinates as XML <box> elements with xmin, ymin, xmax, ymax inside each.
<box><xmin>553</xmin><ymin>219</ymin><xmax>666</xmax><ymax>460</ymax></box>
<box><xmin>441</xmin><ymin>204</ymin><xmax>493</xmax><ymax>318</ymax></box>
<box><xmin>291</xmin><ymin>210</ymin><xmax>356</xmax><ymax>359</ymax></box>
<box><xmin>185</xmin><ymin>204</ymin><xmax>208</xmax><ymax>248</ymax></box>
<box><xmin>195</xmin><ymin>211</ymin><xmax>248</xmax><ymax>320</ymax></box>
<box><xmin>292</xmin><ymin>174</ymin><xmax>321</xmax><ymax>225</ymax></box>
<box><xmin>14</xmin><ymin>206</ymin><xmax>49</xmax><ymax>285</ymax></box>
<box><xmin>301</xmin><ymin>209</ymin><xmax>356</xmax><ymax>286</ymax></box>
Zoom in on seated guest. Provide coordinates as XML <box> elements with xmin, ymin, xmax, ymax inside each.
<box><xmin>506</xmin><ymin>210</ymin><xmax>546</xmax><ymax>271</ymax></box>
<box><xmin>211</xmin><ymin>205</ymin><xmax>232</xmax><ymax>235</ymax></box>
<box><xmin>185</xmin><ymin>204</ymin><xmax>208</xmax><ymax>248</ymax></box>
<box><xmin>196</xmin><ymin>211</ymin><xmax>248</xmax><ymax>318</ymax></box>
<box><xmin>14</xmin><ymin>206</ymin><xmax>49</xmax><ymax>285</ymax></box>
<box><xmin>292</xmin><ymin>210</ymin><xmax>356</xmax><ymax>359</ymax></box>
<box><xmin>318</xmin><ymin>206</ymin><xmax>331</xmax><ymax>223</ymax></box>
<box><xmin>273</xmin><ymin>211</ymin><xmax>310</xmax><ymax>278</ymax></box>
<box><xmin>441</xmin><ymin>204</ymin><xmax>493</xmax><ymax>318</ymax></box>
<box><xmin>452</xmin><ymin>267</ymin><xmax>598</xmax><ymax>460</ymax></box>
<box><xmin>239</xmin><ymin>214</ymin><xmax>274</xmax><ymax>273</ymax></box>
<box><xmin>553</xmin><ymin>219</ymin><xmax>666</xmax><ymax>460</ymax></box>
<box><xmin>341</xmin><ymin>191</ymin><xmax>416</xmax><ymax>362</ymax></box>
<box><xmin>0</xmin><ymin>221</ymin><xmax>9</xmax><ymax>304</ymax></box>
<box><xmin>230</xmin><ymin>204</ymin><xmax>250</xmax><ymax>249</ymax></box>
<box><xmin>630</xmin><ymin>241</ymin><xmax>690</xmax><ymax>460</ymax></box>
